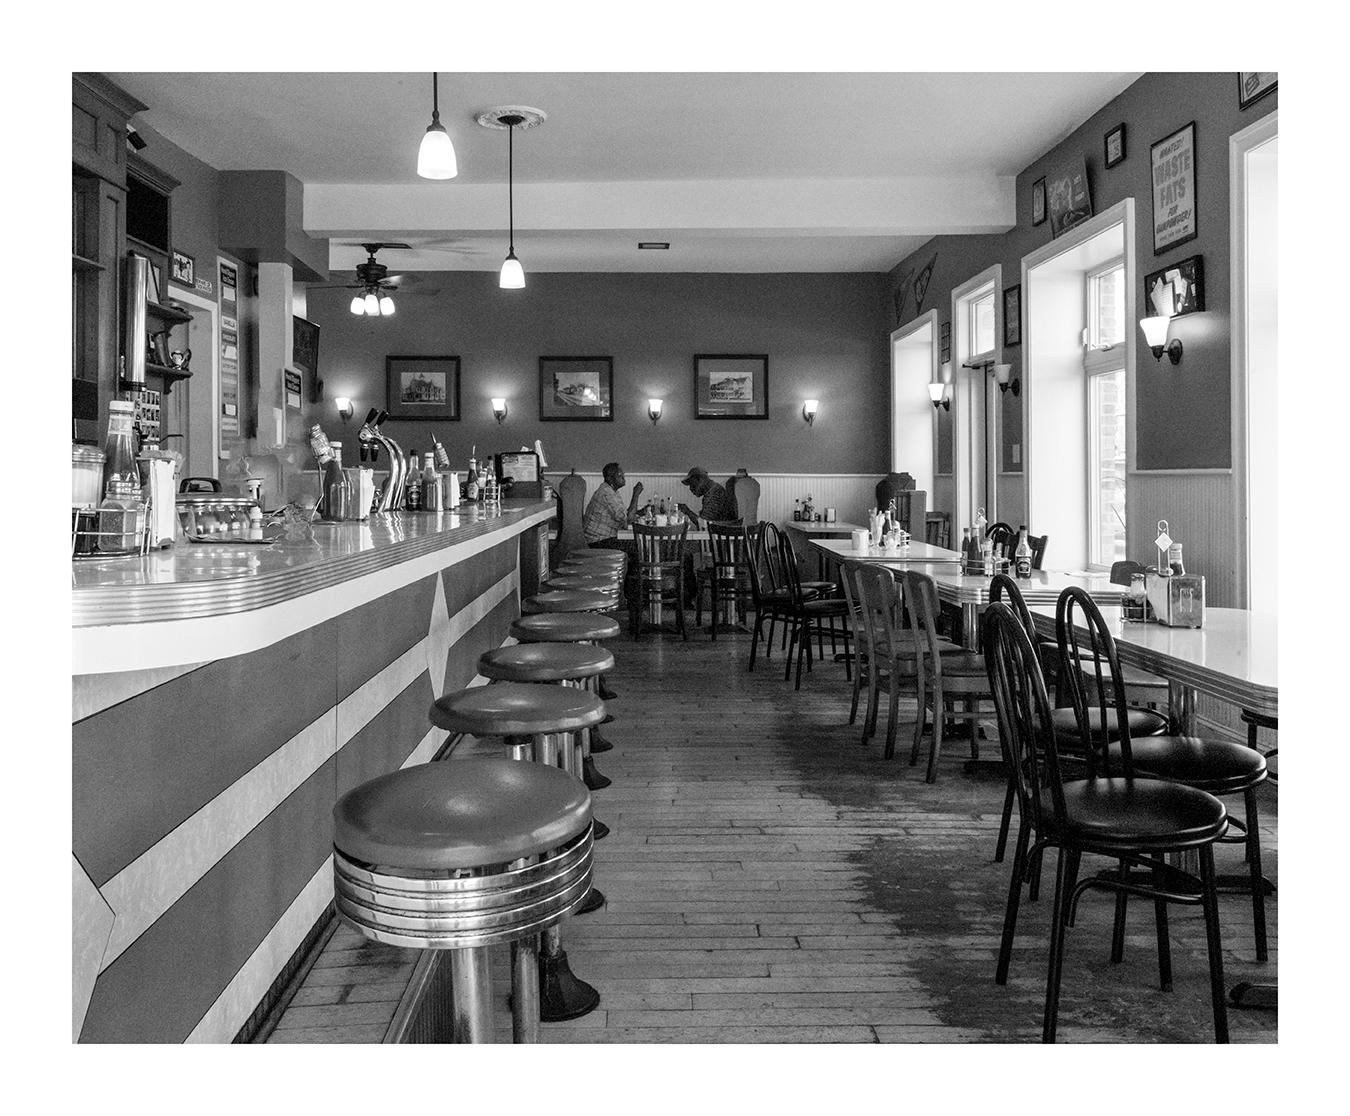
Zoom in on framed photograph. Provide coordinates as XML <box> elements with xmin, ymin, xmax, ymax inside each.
<box><xmin>1104</xmin><ymin>123</ymin><xmax>1126</xmax><ymax>168</ymax></box>
<box><xmin>147</xmin><ymin>261</ymin><xmax>162</xmax><ymax>306</ymax></box>
<box><xmin>1151</xmin><ymin>121</ymin><xmax>1197</xmax><ymax>254</ymax></box>
<box><xmin>1031</xmin><ymin>177</ymin><xmax>1047</xmax><ymax>226</ymax></box>
<box><xmin>1144</xmin><ymin>255</ymin><xmax>1205</xmax><ymax>318</ymax></box>
<box><xmin>1002</xmin><ymin>284</ymin><xmax>1022</xmax><ymax>347</ymax></box>
<box><xmin>539</xmin><ymin>356</ymin><xmax>614</xmax><ymax>421</ymax></box>
<box><xmin>148</xmin><ymin>330</ymin><xmax>171</xmax><ymax>368</ymax></box>
<box><xmin>171</xmin><ymin>250</ymin><xmax>195</xmax><ymax>287</ymax></box>
<box><xmin>1239</xmin><ymin>72</ymin><xmax>1277</xmax><ymax>110</ymax></box>
<box><xmin>939</xmin><ymin>321</ymin><xmax>951</xmax><ymax>363</ymax></box>
<box><xmin>694</xmin><ymin>354</ymin><xmax>768</xmax><ymax>419</ymax></box>
<box><xmin>385</xmin><ymin>355</ymin><xmax>461</xmax><ymax>421</ymax></box>
<box><xmin>1047</xmin><ymin>156</ymin><xmax>1093</xmax><ymax>238</ymax></box>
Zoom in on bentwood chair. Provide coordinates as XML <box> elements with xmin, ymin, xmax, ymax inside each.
<box><xmin>986</xmin><ymin>522</ymin><xmax>1016</xmax><ymax>553</ymax></box>
<box><xmin>981</xmin><ymin>603</ymin><xmax>1231</xmax><ymax>1043</ymax></box>
<box><xmin>746</xmin><ymin>524</ymin><xmax>793</xmax><ymax>671</ymax></box>
<box><xmin>758</xmin><ymin>522</ymin><xmax>830</xmax><ymax>657</ymax></box>
<box><xmin>778</xmin><ymin>530</ymin><xmax>850</xmax><ymax>691</ymax></box>
<box><xmin>902</xmin><ymin>569</ymin><xmax>992</xmax><ymax>782</ymax></box>
<box><xmin>632</xmin><ymin>521</ymin><xmax>690</xmax><ymax>639</ymax></box>
<box><xmin>1056</xmin><ymin>587</ymin><xmax>1270</xmax><ymax>964</ymax></box>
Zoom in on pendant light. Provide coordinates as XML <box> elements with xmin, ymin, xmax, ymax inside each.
<box><xmin>499</xmin><ymin>114</ymin><xmax>526</xmax><ymax>289</ymax></box>
<box><xmin>476</xmin><ymin>106</ymin><xmax>547</xmax><ymax>291</ymax></box>
<box><xmin>417</xmin><ymin>73</ymin><xmax>458</xmax><ymax>180</ymax></box>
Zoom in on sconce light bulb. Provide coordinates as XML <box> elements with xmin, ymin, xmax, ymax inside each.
<box><xmin>491</xmin><ymin>398</ymin><xmax>508</xmax><ymax>423</ymax></box>
<box><xmin>802</xmin><ymin>399</ymin><xmax>819</xmax><ymax>425</ymax></box>
<box><xmin>647</xmin><ymin>398</ymin><xmax>663</xmax><ymax>424</ymax></box>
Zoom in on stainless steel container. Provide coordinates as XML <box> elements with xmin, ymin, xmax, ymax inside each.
<box><xmin>72</xmin><ymin>445</ymin><xmax>106</xmax><ymax>508</ymax></box>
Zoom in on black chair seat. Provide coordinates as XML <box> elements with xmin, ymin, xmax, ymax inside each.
<box><xmin>333</xmin><ymin>758</ymin><xmax>591</xmax><ymax>870</ymax></box>
<box><xmin>510</xmin><ymin>613</ymin><xmax>621</xmax><ymax>643</ymax></box>
<box><xmin>802</xmin><ymin>580</ymin><xmax>836</xmax><ymax>595</ymax></box>
<box><xmin>479</xmin><ymin>643</ymin><xmax>615</xmax><ymax>683</ymax></box>
<box><xmin>430</xmin><ymin>682</ymin><xmax>605</xmax><ymax>736</ymax></box>
<box><xmin>1052</xmin><ymin>776</ymin><xmax>1228</xmax><ymax>850</ymax></box>
<box><xmin>800</xmin><ymin>598</ymin><xmax>850</xmax><ymax>617</ymax></box>
<box><xmin>1049</xmin><ymin>705</ymin><xmax>1170</xmax><ymax>742</ymax></box>
<box><xmin>1130</xmin><ymin>736</ymin><xmax>1267</xmax><ymax>795</ymax></box>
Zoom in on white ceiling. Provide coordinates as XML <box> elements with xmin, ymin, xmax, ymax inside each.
<box><xmin>109</xmin><ymin>71</ymin><xmax>1141</xmax><ymax>275</ymax></box>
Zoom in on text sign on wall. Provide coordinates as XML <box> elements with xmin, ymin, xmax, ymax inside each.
<box><xmin>218</xmin><ymin>260</ymin><xmax>240</xmax><ymax>438</ymax></box>
<box><xmin>1151</xmin><ymin>121</ymin><xmax>1197</xmax><ymax>254</ymax></box>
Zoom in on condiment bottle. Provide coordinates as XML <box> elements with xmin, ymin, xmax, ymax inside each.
<box><xmin>1014</xmin><ymin>526</ymin><xmax>1032</xmax><ymax>579</ymax></box>
<box><xmin>423</xmin><ymin>453</ymin><xmax>443</xmax><ymax>511</ymax></box>
<box><xmin>1167</xmin><ymin>543</ymin><xmax>1185</xmax><ymax>576</ymax></box>
<box><xmin>99</xmin><ymin>400</ymin><xmax>145</xmax><ymax>554</ymax></box>
<box><xmin>466</xmin><ymin>457</ymin><xmax>480</xmax><ymax>502</ymax></box>
<box><xmin>247</xmin><ymin>505</ymin><xmax>264</xmax><ymax>541</ymax></box>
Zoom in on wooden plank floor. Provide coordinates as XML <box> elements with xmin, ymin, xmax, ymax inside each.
<box><xmin>269</xmin><ymin>621</ymin><xmax>1277</xmax><ymax>1044</ymax></box>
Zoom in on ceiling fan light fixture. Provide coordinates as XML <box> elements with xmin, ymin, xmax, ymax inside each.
<box><xmin>350</xmin><ymin>295</ymin><xmax>366</xmax><ymax>316</ymax></box>
<box><xmin>499</xmin><ymin>250</ymin><xmax>525</xmax><ymax>290</ymax></box>
<box><xmin>364</xmin><ymin>291</ymin><xmax>381</xmax><ymax>316</ymax></box>
<box><xmin>379</xmin><ymin>294</ymin><xmax>396</xmax><ymax>316</ymax></box>
<box><xmin>417</xmin><ymin>74</ymin><xmax>458</xmax><ymax>179</ymax></box>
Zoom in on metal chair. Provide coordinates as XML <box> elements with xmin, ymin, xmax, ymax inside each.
<box><xmin>982</xmin><ymin>602</ymin><xmax>1231</xmax><ymax>1043</ymax></box>
<box><xmin>632</xmin><ymin>521</ymin><xmax>690</xmax><ymax>638</ymax></box>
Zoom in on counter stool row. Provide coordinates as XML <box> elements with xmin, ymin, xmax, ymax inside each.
<box><xmin>331</xmin><ymin>548</ymin><xmax>629</xmax><ymax>1041</ymax></box>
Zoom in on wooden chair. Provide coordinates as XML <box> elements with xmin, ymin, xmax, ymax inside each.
<box><xmin>836</xmin><ymin>559</ymin><xmax>868</xmax><ymax>727</ymax></box>
<box><xmin>778</xmin><ymin>529</ymin><xmax>849</xmax><ymax>691</ymax></box>
<box><xmin>902</xmin><ymin>570</ymin><xmax>992</xmax><ymax>781</ymax></box>
<box><xmin>746</xmin><ymin>523</ymin><xmax>794</xmax><ymax>671</ymax></box>
<box><xmin>699</xmin><ymin>522</ymin><xmax>755</xmax><ymax>638</ymax></box>
<box><xmin>632</xmin><ymin>521</ymin><xmax>690</xmax><ymax>640</ymax></box>
<box><xmin>924</xmin><ymin>512</ymin><xmax>951</xmax><ymax>550</ymax></box>
<box><xmin>981</xmin><ymin>602</ymin><xmax>1232</xmax><ymax>1043</ymax></box>
<box><xmin>1055</xmin><ymin>587</ymin><xmax>1270</xmax><ymax>964</ymax></box>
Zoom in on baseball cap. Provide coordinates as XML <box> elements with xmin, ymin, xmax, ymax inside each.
<box><xmin>680</xmin><ymin>466</ymin><xmax>709</xmax><ymax>486</ymax></box>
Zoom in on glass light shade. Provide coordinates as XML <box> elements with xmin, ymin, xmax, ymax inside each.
<box><xmin>417</xmin><ymin>124</ymin><xmax>458</xmax><ymax>179</ymax></box>
<box><xmin>928</xmin><ymin>382</ymin><xmax>947</xmax><ymax>404</ymax></box>
<box><xmin>647</xmin><ymin>398</ymin><xmax>663</xmax><ymax>419</ymax></box>
<box><xmin>491</xmin><ymin>397</ymin><xmax>507</xmax><ymax>412</ymax></box>
<box><xmin>350</xmin><ymin>295</ymin><xmax>366</xmax><ymax>316</ymax></box>
<box><xmin>379</xmin><ymin>295</ymin><xmax>396</xmax><ymax>316</ymax></box>
<box><xmin>335</xmin><ymin>396</ymin><xmax>353</xmax><ymax>416</ymax></box>
<box><xmin>499</xmin><ymin>252</ymin><xmax>526</xmax><ymax>290</ymax></box>
<box><xmin>802</xmin><ymin>399</ymin><xmax>819</xmax><ymax>417</ymax></box>
<box><xmin>993</xmin><ymin>363</ymin><xmax>1012</xmax><ymax>386</ymax></box>
<box><xmin>364</xmin><ymin>292</ymin><xmax>381</xmax><ymax>316</ymax></box>
<box><xmin>1140</xmin><ymin>315</ymin><xmax>1172</xmax><ymax>348</ymax></box>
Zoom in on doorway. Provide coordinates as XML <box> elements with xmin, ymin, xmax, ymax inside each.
<box><xmin>165</xmin><ymin>287</ymin><xmax>220</xmax><ymax>479</ymax></box>
<box><xmin>890</xmin><ymin>309</ymin><xmax>939</xmax><ymax>495</ymax></box>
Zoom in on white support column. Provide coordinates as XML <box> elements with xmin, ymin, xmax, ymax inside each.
<box><xmin>257</xmin><ymin>262</ymin><xmax>294</xmax><ymax>451</ymax></box>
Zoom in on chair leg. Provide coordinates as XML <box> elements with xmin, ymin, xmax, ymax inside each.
<box><xmin>1151</xmin><ymin>861</ymin><xmax>1173</xmax><ymax>992</ymax></box>
<box><xmin>1042</xmin><ymin>846</ymin><xmax>1077</xmax><ymax>1043</ymax></box>
<box><xmin>996</xmin><ymin>823</ymin><xmax>1031</xmax><ymax>984</ymax></box>
<box><xmin>910</xmin><ymin>672</ymin><xmax>926</xmax><ymax>766</ymax></box>
<box><xmin>925</xmin><ymin>681</ymin><xmax>945</xmax><ymax>783</ymax></box>
<box><xmin>1198</xmin><ymin>843</ymin><xmax>1230</xmax><ymax>1043</ymax></box>
<box><xmin>883</xmin><ymin>669</ymin><xmax>902</xmax><ymax>760</ymax></box>
<box><xmin>748</xmin><ymin>611</ymin><xmax>763</xmax><ymax>671</ymax></box>
<box><xmin>795</xmin><ymin>619</ymin><xmax>809</xmax><ymax>690</ymax></box>
<box><xmin>967</xmin><ymin>696</ymin><xmax>980</xmax><ymax>761</ymax></box>
<box><xmin>994</xmin><ymin>776</ymin><xmax>1016</xmax><ymax>863</ymax></box>
<box><xmin>784</xmin><ymin>620</ymin><xmax>797</xmax><ymax>683</ymax></box>
<box><xmin>848</xmin><ymin>647</ymin><xmax>862</xmax><ymax>725</ymax></box>
<box><xmin>1110</xmin><ymin>859</ymin><xmax>1129</xmax><ymax>964</ymax></box>
<box><xmin>765</xmin><ymin>614</ymin><xmax>776</xmax><ymax>660</ymax></box>
<box><xmin>1245</xmin><ymin>787</ymin><xmax>1268</xmax><ymax>962</ymax></box>
<box><xmin>1028</xmin><ymin>844</ymin><xmax>1044</xmax><ymax>902</ymax></box>
<box><xmin>863</xmin><ymin>664</ymin><xmax>880</xmax><ymax>744</ymax></box>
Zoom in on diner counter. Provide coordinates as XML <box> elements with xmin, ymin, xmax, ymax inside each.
<box><xmin>73</xmin><ymin>500</ymin><xmax>555</xmax><ymax>674</ymax></box>
<box><xmin>73</xmin><ymin>499</ymin><xmax>552</xmax><ymax>1042</ymax></box>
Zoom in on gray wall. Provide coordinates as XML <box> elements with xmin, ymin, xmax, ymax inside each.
<box><xmin>304</xmin><ymin>271</ymin><xmax>891</xmax><ymax>474</ymax></box>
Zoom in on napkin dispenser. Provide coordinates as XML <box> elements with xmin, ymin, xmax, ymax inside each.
<box><xmin>1146</xmin><ymin>573</ymin><xmax>1205</xmax><ymax>628</ymax></box>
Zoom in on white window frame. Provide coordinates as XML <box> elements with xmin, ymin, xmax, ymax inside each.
<box><xmin>950</xmin><ymin>266</ymin><xmax>1003</xmax><ymax>529</ymax></box>
<box><xmin>1083</xmin><ymin>257</ymin><xmax>1127</xmax><ymax>570</ymax></box>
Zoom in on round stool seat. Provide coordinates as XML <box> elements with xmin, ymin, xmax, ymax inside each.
<box><xmin>480</xmin><ymin>642</ymin><xmax>615</xmax><ymax>683</ymax></box>
<box><xmin>545</xmin><ymin>574</ymin><xmax>622</xmax><ymax>591</ymax></box>
<box><xmin>334</xmin><ymin>758</ymin><xmax>591</xmax><ymax>870</ymax></box>
<box><xmin>431</xmin><ymin>681</ymin><xmax>606</xmax><ymax>736</ymax></box>
<box><xmin>560</xmin><ymin>551</ymin><xmax>626</xmax><ymax>563</ymax></box>
<box><xmin>511</xmin><ymin>613</ymin><xmax>621</xmax><ymax>643</ymax></box>
<box><xmin>558</xmin><ymin>559</ymin><xmax>626</xmax><ymax>573</ymax></box>
<box><xmin>523</xmin><ymin>589</ymin><xmax>620</xmax><ymax>614</ymax></box>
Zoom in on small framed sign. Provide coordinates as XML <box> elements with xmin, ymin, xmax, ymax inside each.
<box><xmin>171</xmin><ymin>250</ymin><xmax>195</xmax><ymax>287</ymax></box>
<box><xmin>939</xmin><ymin>321</ymin><xmax>951</xmax><ymax>362</ymax></box>
<box><xmin>1238</xmin><ymin>72</ymin><xmax>1277</xmax><ymax>110</ymax></box>
<box><xmin>284</xmin><ymin>369</ymin><xmax>303</xmax><ymax>411</ymax></box>
<box><xmin>1151</xmin><ymin>121</ymin><xmax>1198</xmax><ymax>254</ymax></box>
<box><xmin>1047</xmin><ymin>157</ymin><xmax>1093</xmax><ymax>238</ymax></box>
<box><xmin>1104</xmin><ymin>123</ymin><xmax>1126</xmax><ymax>169</ymax></box>
<box><xmin>1002</xmin><ymin>284</ymin><xmax>1022</xmax><ymax>347</ymax></box>
<box><xmin>1144</xmin><ymin>255</ymin><xmax>1204</xmax><ymax>318</ymax></box>
<box><xmin>1031</xmin><ymin>177</ymin><xmax>1047</xmax><ymax>226</ymax></box>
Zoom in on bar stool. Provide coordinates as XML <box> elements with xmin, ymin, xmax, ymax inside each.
<box><xmin>523</xmin><ymin>588</ymin><xmax>620</xmax><ymax>615</ymax></box>
<box><xmin>511</xmin><ymin>611</ymin><xmax>624</xmax><ymax>722</ymax></box>
<box><xmin>429</xmin><ymin>683</ymin><xmax>607</xmax><ymax>1020</ymax></box>
<box><xmin>479</xmin><ymin>643</ymin><xmax>616</xmax><ymax>793</ymax></box>
<box><xmin>332</xmin><ymin>758</ymin><xmax>593</xmax><ymax>1041</ymax></box>
<box><xmin>544</xmin><ymin>573</ymin><xmax>623</xmax><ymax>592</ymax></box>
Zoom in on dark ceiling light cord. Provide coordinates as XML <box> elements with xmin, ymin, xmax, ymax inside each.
<box><xmin>417</xmin><ymin>72</ymin><xmax>458</xmax><ymax>179</ymax></box>
<box><xmin>500</xmin><ymin>113</ymin><xmax>526</xmax><ymax>289</ymax></box>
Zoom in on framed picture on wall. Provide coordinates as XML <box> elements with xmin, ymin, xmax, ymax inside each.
<box><xmin>1144</xmin><ymin>255</ymin><xmax>1204</xmax><ymax>318</ymax></box>
<box><xmin>1031</xmin><ymin>177</ymin><xmax>1047</xmax><ymax>226</ymax></box>
<box><xmin>1047</xmin><ymin>156</ymin><xmax>1093</xmax><ymax>238</ymax></box>
<box><xmin>694</xmin><ymin>354</ymin><xmax>768</xmax><ymax>419</ymax></box>
<box><xmin>385</xmin><ymin>355</ymin><xmax>461</xmax><ymax>421</ymax></box>
<box><xmin>539</xmin><ymin>356</ymin><xmax>614</xmax><ymax>421</ymax></box>
<box><xmin>1104</xmin><ymin>123</ymin><xmax>1126</xmax><ymax>168</ymax></box>
<box><xmin>1238</xmin><ymin>72</ymin><xmax>1277</xmax><ymax>109</ymax></box>
<box><xmin>939</xmin><ymin>321</ymin><xmax>951</xmax><ymax>362</ymax></box>
<box><xmin>1002</xmin><ymin>284</ymin><xmax>1022</xmax><ymax>347</ymax></box>
<box><xmin>1150</xmin><ymin>121</ymin><xmax>1198</xmax><ymax>254</ymax></box>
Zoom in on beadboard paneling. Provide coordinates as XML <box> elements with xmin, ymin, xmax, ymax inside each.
<box><xmin>554</xmin><ymin>472</ymin><xmax>885</xmax><ymax>528</ymax></box>
<box><xmin>1128</xmin><ymin>472</ymin><xmax>1236</xmax><ymax>607</ymax></box>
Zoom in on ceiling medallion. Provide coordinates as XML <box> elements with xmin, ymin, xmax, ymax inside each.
<box><xmin>475</xmin><ymin>106</ymin><xmax>548</xmax><ymax>130</ymax></box>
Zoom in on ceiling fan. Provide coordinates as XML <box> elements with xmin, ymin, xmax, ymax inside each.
<box><xmin>310</xmin><ymin>242</ymin><xmax>412</xmax><ymax>316</ymax></box>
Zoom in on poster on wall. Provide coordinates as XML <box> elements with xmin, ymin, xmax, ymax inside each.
<box><xmin>1047</xmin><ymin>157</ymin><xmax>1093</xmax><ymax>237</ymax></box>
<box><xmin>1150</xmin><ymin>122</ymin><xmax>1197</xmax><ymax>254</ymax></box>
<box><xmin>218</xmin><ymin>259</ymin><xmax>239</xmax><ymax>438</ymax></box>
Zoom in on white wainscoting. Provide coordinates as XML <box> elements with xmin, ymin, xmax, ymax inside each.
<box><xmin>551</xmin><ymin>472</ymin><xmax>887</xmax><ymax>528</ymax></box>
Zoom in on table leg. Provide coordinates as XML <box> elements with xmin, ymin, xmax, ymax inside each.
<box><xmin>1169</xmin><ymin>681</ymin><xmax>1198</xmax><ymax>735</ymax></box>
<box><xmin>963</xmin><ymin>603</ymin><xmax>980</xmax><ymax>648</ymax></box>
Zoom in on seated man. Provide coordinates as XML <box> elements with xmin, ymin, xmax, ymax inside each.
<box><xmin>677</xmin><ymin>466</ymin><xmax>738</xmax><ymax>526</ymax></box>
<box><xmin>583</xmin><ymin>462</ymin><xmax>642</xmax><ymax>610</ymax></box>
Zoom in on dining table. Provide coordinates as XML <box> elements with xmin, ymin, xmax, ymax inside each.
<box><xmin>786</xmin><ymin>521</ymin><xmax>866</xmax><ymax>578</ymax></box>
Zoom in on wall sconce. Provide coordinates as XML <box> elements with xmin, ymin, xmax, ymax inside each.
<box><xmin>647</xmin><ymin>398</ymin><xmax>663</xmax><ymax>425</ymax></box>
<box><xmin>336</xmin><ymin>396</ymin><xmax>354</xmax><ymax>422</ymax></box>
<box><xmin>994</xmin><ymin>362</ymin><xmax>1021</xmax><ymax>396</ymax></box>
<box><xmin>491</xmin><ymin>397</ymin><xmax>508</xmax><ymax>423</ymax></box>
<box><xmin>1140</xmin><ymin>315</ymin><xmax>1183</xmax><ymax>365</ymax></box>
<box><xmin>802</xmin><ymin>399</ymin><xmax>819</xmax><ymax>425</ymax></box>
<box><xmin>928</xmin><ymin>382</ymin><xmax>950</xmax><ymax>412</ymax></box>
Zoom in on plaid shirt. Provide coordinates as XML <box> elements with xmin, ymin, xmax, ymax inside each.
<box><xmin>698</xmin><ymin>481</ymin><xmax>738</xmax><ymax>524</ymax></box>
<box><xmin>583</xmin><ymin>483</ymin><xmax>630</xmax><ymax>543</ymax></box>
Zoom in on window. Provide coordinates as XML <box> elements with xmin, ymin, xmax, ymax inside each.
<box><xmin>968</xmin><ymin>287</ymin><xmax>996</xmax><ymax>364</ymax></box>
<box><xmin>1084</xmin><ymin>259</ymin><xmax>1126</xmax><ymax>566</ymax></box>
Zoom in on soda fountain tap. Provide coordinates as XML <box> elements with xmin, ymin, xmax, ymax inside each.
<box><xmin>358</xmin><ymin>409</ymin><xmax>408</xmax><ymax>512</ymax></box>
